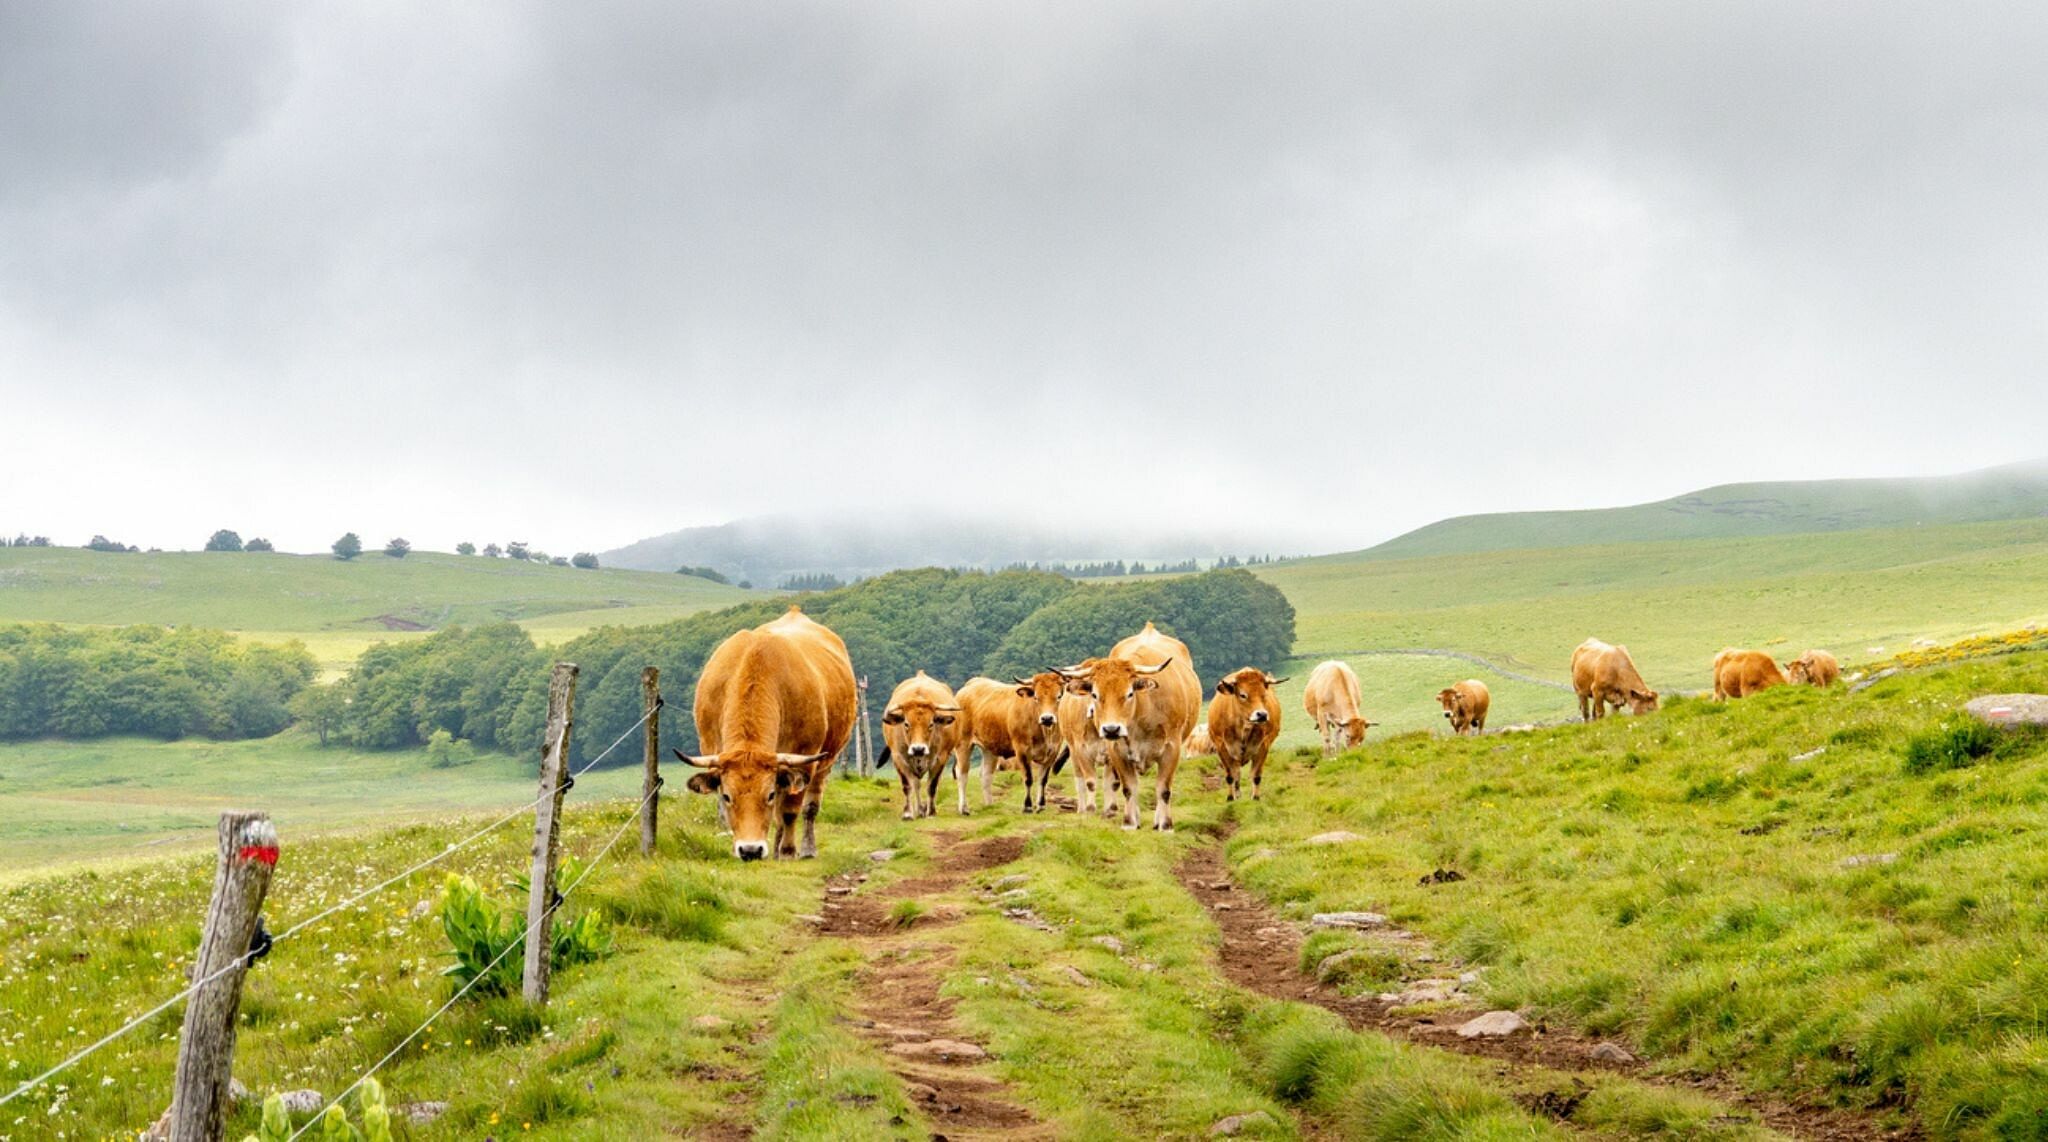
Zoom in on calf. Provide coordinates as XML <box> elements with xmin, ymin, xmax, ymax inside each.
<box><xmin>955</xmin><ymin>673</ymin><xmax>1065</xmax><ymax>814</ymax></box>
<box><xmin>877</xmin><ymin>671</ymin><xmax>962</xmax><ymax>819</ymax></box>
<box><xmin>1711</xmin><ymin>648</ymin><xmax>1787</xmax><ymax>700</ymax></box>
<box><xmin>1303</xmin><ymin>660</ymin><xmax>1374</xmax><ymax>755</ymax></box>
<box><xmin>1437</xmin><ymin>679</ymin><xmax>1491</xmax><ymax>735</ymax></box>
<box><xmin>1787</xmin><ymin>649</ymin><xmax>1840</xmax><ymax>687</ymax></box>
<box><xmin>1208</xmin><ymin>668</ymin><xmax>1284</xmax><ymax>800</ymax></box>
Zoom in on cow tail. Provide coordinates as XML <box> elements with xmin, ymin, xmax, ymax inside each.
<box><xmin>1051</xmin><ymin>746</ymin><xmax>1070</xmax><ymax>776</ymax></box>
<box><xmin>876</xmin><ymin>744</ymin><xmax>892</xmax><ymax>771</ymax></box>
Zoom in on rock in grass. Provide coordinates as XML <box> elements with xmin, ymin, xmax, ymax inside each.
<box><xmin>277</xmin><ymin>1090</ymin><xmax>327</xmax><ymax>1115</ymax></box>
<box><xmin>1091</xmin><ymin>934</ymin><xmax>1128</xmax><ymax>954</ymax></box>
<box><xmin>888</xmin><ymin>1038</ymin><xmax>988</xmax><ymax>1061</ymax></box>
<box><xmin>1966</xmin><ymin>694</ymin><xmax>2048</xmax><ymax>728</ymax></box>
<box><xmin>868</xmin><ymin>849</ymin><xmax>898</xmax><ymax>862</ymax></box>
<box><xmin>1589</xmin><ymin>1042</ymin><xmax>1636</xmax><ymax>1064</ymax></box>
<box><xmin>692</xmin><ymin>1014</ymin><xmax>731</xmax><ymax>1031</ymax></box>
<box><xmin>1210</xmin><ymin>1109</ymin><xmax>1278</xmax><ymax>1135</ymax></box>
<box><xmin>399</xmin><ymin>1101</ymin><xmax>450</xmax><ymax>1125</ymax></box>
<box><xmin>1306</xmin><ymin>830</ymin><xmax>1366</xmax><ymax>845</ymax></box>
<box><xmin>1456</xmin><ymin>1010</ymin><xmax>1529</xmax><ymax>1038</ymax></box>
<box><xmin>1849</xmin><ymin>667</ymin><xmax>1901</xmax><ymax>694</ymax></box>
<box><xmin>1840</xmin><ymin>852</ymin><xmax>1898</xmax><ymax>869</ymax></box>
<box><xmin>1056</xmin><ymin>964</ymin><xmax>1094</xmax><ymax>988</ymax></box>
<box><xmin>1310</xmin><ymin>911</ymin><xmax>1388</xmax><ymax>930</ymax></box>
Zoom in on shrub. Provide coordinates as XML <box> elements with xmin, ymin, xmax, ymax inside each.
<box><xmin>1900</xmin><ymin>715</ymin><xmax>2044</xmax><ymax>775</ymax></box>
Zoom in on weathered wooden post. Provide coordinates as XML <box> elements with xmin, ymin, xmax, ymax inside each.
<box><xmin>167</xmin><ymin>811</ymin><xmax>278</xmax><ymax>1142</ymax></box>
<box><xmin>523</xmin><ymin>662</ymin><xmax>577</xmax><ymax>1006</ymax></box>
<box><xmin>856</xmin><ymin>675</ymin><xmax>875</xmax><ymax>777</ymax></box>
<box><xmin>639</xmin><ymin>666</ymin><xmax>660</xmax><ymax>857</ymax></box>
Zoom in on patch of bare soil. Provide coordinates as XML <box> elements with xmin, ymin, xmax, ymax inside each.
<box><xmin>1175</xmin><ymin>841</ymin><xmax>1916</xmax><ymax>1142</ymax></box>
<box><xmin>822</xmin><ymin>831</ymin><xmax>1050</xmax><ymax>1139</ymax></box>
<box><xmin>368</xmin><ymin>614</ymin><xmax>429</xmax><ymax>631</ymax></box>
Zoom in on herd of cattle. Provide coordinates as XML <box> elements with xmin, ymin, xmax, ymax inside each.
<box><xmin>671</xmin><ymin>605</ymin><xmax>1841</xmax><ymax>860</ymax></box>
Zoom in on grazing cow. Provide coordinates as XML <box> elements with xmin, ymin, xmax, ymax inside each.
<box><xmin>1437</xmin><ymin>679</ymin><xmax>1491</xmax><ymax>735</ymax></box>
<box><xmin>1302</xmin><ymin>660</ymin><xmax>1374</xmax><ymax>755</ymax></box>
<box><xmin>678</xmin><ymin>606</ymin><xmax>856</xmax><ymax>861</ymax></box>
<box><xmin>1056</xmin><ymin>687</ymin><xmax>1118</xmax><ymax>817</ymax></box>
<box><xmin>1787</xmin><ymin>649</ymin><xmax>1841</xmax><ymax>688</ymax></box>
<box><xmin>1053</xmin><ymin>622</ymin><xmax>1201</xmax><ymax>831</ymax></box>
<box><xmin>1208</xmin><ymin>667</ymin><xmax>1285</xmax><ymax>801</ymax></box>
<box><xmin>955</xmin><ymin>672</ymin><xmax>1065</xmax><ymax>814</ymax></box>
<box><xmin>1183</xmin><ymin>724</ymin><xmax>1214</xmax><ymax>757</ymax></box>
<box><xmin>1711</xmin><ymin>648</ymin><xmax>1788</xmax><ymax>700</ymax></box>
<box><xmin>1571</xmin><ymin>639</ymin><xmax>1659</xmax><ymax>720</ymax></box>
<box><xmin>876</xmin><ymin>671</ymin><xmax>961</xmax><ymax>820</ymax></box>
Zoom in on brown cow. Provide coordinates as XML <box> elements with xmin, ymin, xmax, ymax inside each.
<box><xmin>877</xmin><ymin>671</ymin><xmax>962</xmax><ymax>820</ymax></box>
<box><xmin>1057</xmin><ymin>686</ymin><xmax>1117</xmax><ymax>817</ymax></box>
<box><xmin>955</xmin><ymin>672</ymin><xmax>1065</xmax><ymax>814</ymax></box>
<box><xmin>1711</xmin><ymin>648</ymin><xmax>1787</xmax><ymax>700</ymax></box>
<box><xmin>1053</xmin><ymin>622</ymin><xmax>1200</xmax><ymax>831</ymax></box>
<box><xmin>1208</xmin><ymin>667</ymin><xmax>1284</xmax><ymax>801</ymax></box>
<box><xmin>1571</xmin><ymin>639</ymin><xmax>1658</xmax><ymax>721</ymax></box>
<box><xmin>1302</xmin><ymin>660</ymin><xmax>1374</xmax><ymax>755</ymax></box>
<box><xmin>1437</xmin><ymin>679</ymin><xmax>1491</xmax><ymax>735</ymax></box>
<box><xmin>678</xmin><ymin>606</ymin><xmax>856</xmax><ymax>860</ymax></box>
<box><xmin>1182</xmin><ymin>724</ymin><xmax>1215</xmax><ymax>757</ymax></box>
<box><xmin>1787</xmin><ymin>649</ymin><xmax>1841</xmax><ymax>688</ymax></box>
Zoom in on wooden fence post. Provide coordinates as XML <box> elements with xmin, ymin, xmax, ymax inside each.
<box><xmin>524</xmin><ymin>662</ymin><xmax>577</xmax><ymax>1006</ymax></box>
<box><xmin>639</xmin><ymin>666</ymin><xmax>660</xmax><ymax>857</ymax></box>
<box><xmin>167</xmin><ymin>811</ymin><xmax>278</xmax><ymax>1142</ymax></box>
<box><xmin>854</xmin><ymin>676</ymin><xmax>874</xmax><ymax>776</ymax></box>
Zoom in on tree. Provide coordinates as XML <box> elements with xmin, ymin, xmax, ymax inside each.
<box><xmin>736</xmin><ymin>580</ymin><xmax>753</xmax><ymax>590</ymax></box>
<box><xmin>383</xmin><ymin>537</ymin><xmax>411</xmax><ymax>559</ymax></box>
<box><xmin>204</xmin><ymin>529</ymin><xmax>244</xmax><ymax>552</ymax></box>
<box><xmin>244</xmin><ymin>537</ymin><xmax>275</xmax><ymax>552</ymax></box>
<box><xmin>482</xmin><ymin>543</ymin><xmax>503</xmax><ymax>558</ymax></box>
<box><xmin>506</xmin><ymin>541</ymin><xmax>529</xmax><ymax>561</ymax></box>
<box><xmin>571</xmin><ymin>552</ymin><xmax>599</xmax><ymax>569</ymax></box>
<box><xmin>456</xmin><ymin>541</ymin><xmax>477</xmax><ymax>556</ymax></box>
<box><xmin>676</xmin><ymin>565</ymin><xmax>730</xmax><ymax>584</ymax></box>
<box><xmin>332</xmin><ymin>532</ymin><xmax>363</xmax><ymax>560</ymax></box>
<box><xmin>85</xmin><ymin>535</ymin><xmax>130</xmax><ymax>553</ymax></box>
<box><xmin>550</xmin><ymin>555</ymin><xmax>569</xmax><ymax>567</ymax></box>
<box><xmin>288</xmin><ymin>683</ymin><xmax>348</xmax><ymax>746</ymax></box>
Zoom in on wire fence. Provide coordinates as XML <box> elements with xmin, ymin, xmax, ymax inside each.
<box><xmin>0</xmin><ymin>703</ymin><xmax>656</xmax><ymax>1115</ymax></box>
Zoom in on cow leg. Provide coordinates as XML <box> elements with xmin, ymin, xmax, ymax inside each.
<box><xmin>897</xmin><ymin>761</ymin><xmax>916</xmax><ymax>820</ymax></box>
<box><xmin>1034</xmin><ymin>755</ymin><xmax>1054</xmax><ymax>812</ymax></box>
<box><xmin>1071</xmin><ymin>750</ymin><xmax>1095</xmax><ymax>814</ymax></box>
<box><xmin>953</xmin><ymin>744</ymin><xmax>972</xmax><ymax>816</ymax></box>
<box><xmin>1019</xmin><ymin>757</ymin><xmax>1038</xmax><ymax>812</ymax></box>
<box><xmin>1218</xmin><ymin>745</ymin><xmax>1239</xmax><ymax>801</ymax></box>
<box><xmin>981</xmin><ymin>747</ymin><xmax>997</xmax><ymax>807</ymax></box>
<box><xmin>1154</xmin><ymin>745</ymin><xmax>1180</xmax><ymax>831</ymax></box>
<box><xmin>799</xmin><ymin>794</ymin><xmax>821</xmax><ymax>859</ymax></box>
<box><xmin>923</xmin><ymin>763</ymin><xmax>944</xmax><ymax>818</ymax></box>
<box><xmin>774</xmin><ymin>799</ymin><xmax>798</xmax><ymax>860</ymax></box>
<box><xmin>1577</xmin><ymin>692</ymin><xmax>1592</xmax><ymax>722</ymax></box>
<box><xmin>1250</xmin><ymin>742</ymin><xmax>1267</xmax><ymax>800</ymax></box>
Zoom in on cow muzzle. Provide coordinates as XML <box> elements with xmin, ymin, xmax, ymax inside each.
<box><xmin>907</xmin><ymin>743</ymin><xmax>929</xmax><ymax>758</ymax></box>
<box><xmin>1099</xmin><ymin>722</ymin><xmax>1125</xmax><ymax>740</ymax></box>
<box><xmin>1250</xmin><ymin>711</ymin><xmax>1268</xmax><ymax>723</ymax></box>
<box><xmin>1039</xmin><ymin>714</ymin><xmax>1057</xmax><ymax>727</ymax></box>
<box><xmin>734</xmin><ymin>841</ymin><xmax>767</xmax><ymax>862</ymax></box>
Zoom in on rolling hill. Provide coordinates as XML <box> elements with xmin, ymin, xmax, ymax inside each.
<box><xmin>1358</xmin><ymin>457</ymin><xmax>2048</xmax><ymax>561</ymax></box>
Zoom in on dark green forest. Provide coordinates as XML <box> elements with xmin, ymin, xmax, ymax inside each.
<box><xmin>0</xmin><ymin>624</ymin><xmax>316</xmax><ymax>741</ymax></box>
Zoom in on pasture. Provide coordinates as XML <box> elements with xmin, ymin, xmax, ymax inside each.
<box><xmin>5</xmin><ymin>644</ymin><xmax>2044</xmax><ymax>1138</ymax></box>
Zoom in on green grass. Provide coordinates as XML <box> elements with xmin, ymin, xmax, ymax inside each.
<box><xmin>1359</xmin><ymin>460</ymin><xmax>2048</xmax><ymax>560</ymax></box>
<box><xmin>0</xmin><ymin>547</ymin><xmax>747</xmax><ymax>635</ymax></box>
<box><xmin>1222</xmin><ymin>648</ymin><xmax>2048</xmax><ymax>1137</ymax></box>
<box><xmin>0</xmin><ymin>732</ymin><xmax>641</xmax><ymax>875</ymax></box>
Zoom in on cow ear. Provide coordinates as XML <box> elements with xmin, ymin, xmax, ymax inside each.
<box><xmin>685</xmin><ymin>771</ymin><xmax>720</xmax><ymax>795</ymax></box>
<box><xmin>933</xmin><ymin>713</ymin><xmax>955</xmax><ymax>726</ymax></box>
<box><xmin>775</xmin><ymin>768</ymin><xmax>811</xmax><ymax>795</ymax></box>
<box><xmin>1016</xmin><ymin>685</ymin><xmax>1035</xmax><ymax>698</ymax></box>
<box><xmin>881</xmin><ymin>709</ymin><xmax>905</xmax><ymax>725</ymax></box>
<box><xmin>1215</xmin><ymin>680</ymin><xmax>1236</xmax><ymax>698</ymax></box>
<box><xmin>1134</xmin><ymin>677</ymin><xmax>1157</xmax><ymax>691</ymax></box>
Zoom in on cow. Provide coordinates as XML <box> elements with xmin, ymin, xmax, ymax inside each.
<box><xmin>1056</xmin><ymin>686</ymin><xmax>1118</xmax><ymax>817</ymax></box>
<box><xmin>1302</xmin><ymin>660</ymin><xmax>1374</xmax><ymax>756</ymax></box>
<box><xmin>677</xmin><ymin>606</ymin><xmax>856</xmax><ymax>861</ymax></box>
<box><xmin>1208</xmin><ymin>667</ymin><xmax>1284</xmax><ymax>801</ymax></box>
<box><xmin>1052</xmin><ymin>622</ymin><xmax>1201</xmax><ymax>831</ymax></box>
<box><xmin>955</xmin><ymin>672</ymin><xmax>1066</xmax><ymax>814</ymax></box>
<box><xmin>1711</xmin><ymin>648</ymin><xmax>1787</xmax><ymax>700</ymax></box>
<box><xmin>1437</xmin><ymin>679</ymin><xmax>1491</xmax><ymax>735</ymax></box>
<box><xmin>1183</xmin><ymin>724</ymin><xmax>1214</xmax><ymax>757</ymax></box>
<box><xmin>875</xmin><ymin>671</ymin><xmax>961</xmax><ymax>820</ymax></box>
<box><xmin>1787</xmin><ymin>649</ymin><xmax>1841</xmax><ymax>688</ymax></box>
<box><xmin>1570</xmin><ymin>639</ymin><xmax>1658</xmax><ymax>720</ymax></box>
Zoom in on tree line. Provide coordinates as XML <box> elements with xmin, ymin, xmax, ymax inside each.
<box><xmin>0</xmin><ymin>625</ymin><xmax>316</xmax><ymax>741</ymax></box>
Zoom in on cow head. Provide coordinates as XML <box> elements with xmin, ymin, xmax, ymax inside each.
<box><xmin>1436</xmin><ymin>687</ymin><xmax>1462</xmax><ymax>721</ymax></box>
<box><xmin>1053</xmin><ymin>656</ymin><xmax>1171</xmax><ymax>741</ymax></box>
<box><xmin>673</xmin><ymin>748</ymin><xmax>829</xmax><ymax>860</ymax></box>
<box><xmin>1215</xmin><ymin>668</ymin><xmax>1284</xmax><ymax>724</ymax></box>
<box><xmin>1340</xmin><ymin>716</ymin><xmax>1375</xmax><ymax>747</ymax></box>
<box><xmin>1624</xmin><ymin>688</ymin><xmax>1659</xmax><ymax>715</ymax></box>
<box><xmin>1012</xmin><ymin>672</ymin><xmax>1066</xmax><ymax>729</ymax></box>
<box><xmin>881</xmin><ymin>699</ymin><xmax>958</xmax><ymax>761</ymax></box>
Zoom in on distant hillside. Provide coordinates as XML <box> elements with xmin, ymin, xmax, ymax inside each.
<box><xmin>600</xmin><ymin>514</ymin><xmax>1291</xmax><ymax>585</ymax></box>
<box><xmin>1355</xmin><ymin>458</ymin><xmax>2048</xmax><ymax>561</ymax></box>
<box><xmin>0</xmin><ymin>547</ymin><xmax>747</xmax><ymax>633</ymax></box>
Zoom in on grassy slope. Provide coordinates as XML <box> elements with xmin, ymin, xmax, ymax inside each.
<box><xmin>0</xmin><ymin>733</ymin><xmax>641</xmax><ymax>875</ymax></box>
<box><xmin>0</xmin><ymin>548</ymin><xmax>747</xmax><ymax>633</ymax></box>
<box><xmin>1362</xmin><ymin>459</ymin><xmax>2048</xmax><ymax>560</ymax></box>
<box><xmin>1226</xmin><ymin>646</ymin><xmax>2048</xmax><ymax>1137</ymax></box>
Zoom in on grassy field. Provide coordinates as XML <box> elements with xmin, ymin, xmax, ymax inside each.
<box><xmin>0</xmin><ymin>547</ymin><xmax>747</xmax><ymax>634</ymax></box>
<box><xmin>0</xmin><ymin>733</ymin><xmax>641</xmax><ymax>876</ymax></box>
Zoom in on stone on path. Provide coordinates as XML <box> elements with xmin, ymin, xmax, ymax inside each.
<box><xmin>1210</xmin><ymin>1109</ymin><xmax>1279</xmax><ymax>1135</ymax></box>
<box><xmin>868</xmin><ymin>849</ymin><xmax>897</xmax><ymax>862</ymax></box>
<box><xmin>1456</xmin><ymin>1010</ymin><xmax>1529</xmax><ymax>1038</ymax></box>
<box><xmin>888</xmin><ymin>1038</ymin><xmax>988</xmax><ymax>1062</ymax></box>
<box><xmin>1966</xmin><ymin>694</ymin><xmax>2048</xmax><ymax>728</ymax></box>
<box><xmin>1310</xmin><ymin>911</ymin><xmax>1388</xmax><ymax>930</ymax></box>
<box><xmin>1590</xmin><ymin>1042</ymin><xmax>1636</xmax><ymax>1064</ymax></box>
<box><xmin>1306</xmin><ymin>830</ymin><xmax>1366</xmax><ymax>845</ymax></box>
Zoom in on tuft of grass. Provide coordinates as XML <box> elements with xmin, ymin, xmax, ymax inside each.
<box><xmin>1900</xmin><ymin>715</ymin><xmax>2045</xmax><ymax>775</ymax></box>
<box><xmin>887</xmin><ymin>899</ymin><xmax>928</xmax><ymax>929</ymax></box>
<box><xmin>591</xmin><ymin>864</ymin><xmax>734</xmax><ymax>944</ymax></box>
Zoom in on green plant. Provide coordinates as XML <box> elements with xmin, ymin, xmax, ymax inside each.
<box><xmin>441</xmin><ymin>866</ymin><xmax>614</xmax><ymax>997</ymax></box>
<box><xmin>1901</xmin><ymin>715</ymin><xmax>2035</xmax><ymax>775</ymax></box>
<box><xmin>243</xmin><ymin>1078</ymin><xmax>390</xmax><ymax>1142</ymax></box>
<box><xmin>887</xmin><ymin>899</ymin><xmax>927</xmax><ymax>929</ymax></box>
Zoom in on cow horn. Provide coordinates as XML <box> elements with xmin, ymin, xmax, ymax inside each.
<box><xmin>671</xmin><ymin>748</ymin><xmax>718</xmax><ymax>769</ymax></box>
<box><xmin>1011</xmin><ymin>676</ymin><xmax>1036</xmax><ymax>686</ymax></box>
<box><xmin>1134</xmin><ymin>657</ymin><xmax>1172</xmax><ymax>675</ymax></box>
<box><xmin>1050</xmin><ymin>663</ymin><xmax>1091</xmax><ymax>678</ymax></box>
<box><xmin>935</xmin><ymin>705</ymin><xmax>962</xmax><ymax>713</ymax></box>
<box><xmin>1265</xmin><ymin>673</ymin><xmax>1289</xmax><ymax>685</ymax></box>
<box><xmin>775</xmin><ymin>751</ymin><xmax>831</xmax><ymax>768</ymax></box>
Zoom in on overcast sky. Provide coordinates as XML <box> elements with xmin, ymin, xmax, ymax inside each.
<box><xmin>3</xmin><ymin>2</ymin><xmax>2044</xmax><ymax>556</ymax></box>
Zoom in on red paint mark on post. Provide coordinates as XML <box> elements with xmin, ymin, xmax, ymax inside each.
<box><xmin>238</xmin><ymin>845</ymin><xmax>280</xmax><ymax>866</ymax></box>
